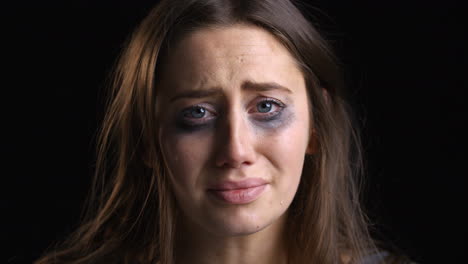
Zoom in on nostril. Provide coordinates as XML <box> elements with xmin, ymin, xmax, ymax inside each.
<box><xmin>216</xmin><ymin>156</ymin><xmax>243</xmax><ymax>169</ymax></box>
<box><xmin>215</xmin><ymin>149</ymin><xmax>255</xmax><ymax>169</ymax></box>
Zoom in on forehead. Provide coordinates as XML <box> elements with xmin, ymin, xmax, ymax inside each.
<box><xmin>158</xmin><ymin>24</ymin><xmax>304</xmax><ymax>96</ymax></box>
<box><xmin>173</xmin><ymin>24</ymin><xmax>291</xmax><ymax>63</ymax></box>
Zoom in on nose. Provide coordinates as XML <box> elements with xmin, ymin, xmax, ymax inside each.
<box><xmin>214</xmin><ymin>110</ymin><xmax>256</xmax><ymax>169</ymax></box>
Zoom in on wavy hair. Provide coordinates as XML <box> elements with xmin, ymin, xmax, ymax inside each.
<box><xmin>36</xmin><ymin>0</ymin><xmax>378</xmax><ymax>263</ymax></box>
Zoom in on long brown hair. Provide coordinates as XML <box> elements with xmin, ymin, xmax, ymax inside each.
<box><xmin>36</xmin><ymin>0</ymin><xmax>378</xmax><ymax>263</ymax></box>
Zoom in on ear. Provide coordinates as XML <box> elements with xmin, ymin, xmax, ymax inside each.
<box><xmin>306</xmin><ymin>128</ymin><xmax>318</xmax><ymax>155</ymax></box>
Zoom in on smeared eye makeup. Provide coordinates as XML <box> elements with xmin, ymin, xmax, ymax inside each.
<box><xmin>249</xmin><ymin>97</ymin><xmax>286</xmax><ymax>122</ymax></box>
<box><xmin>175</xmin><ymin>97</ymin><xmax>291</xmax><ymax>132</ymax></box>
<box><xmin>175</xmin><ymin>104</ymin><xmax>217</xmax><ymax>132</ymax></box>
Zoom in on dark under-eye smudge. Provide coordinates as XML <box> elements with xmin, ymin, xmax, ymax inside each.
<box><xmin>175</xmin><ymin>120</ymin><xmax>215</xmax><ymax>133</ymax></box>
<box><xmin>173</xmin><ymin>100</ymin><xmax>294</xmax><ymax>133</ymax></box>
<box><xmin>251</xmin><ymin>106</ymin><xmax>295</xmax><ymax>131</ymax></box>
<box><xmin>173</xmin><ymin>104</ymin><xmax>217</xmax><ymax>133</ymax></box>
<box><xmin>174</xmin><ymin>108</ymin><xmax>216</xmax><ymax>132</ymax></box>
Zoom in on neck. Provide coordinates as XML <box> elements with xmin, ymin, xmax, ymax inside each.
<box><xmin>174</xmin><ymin>213</ymin><xmax>289</xmax><ymax>264</ymax></box>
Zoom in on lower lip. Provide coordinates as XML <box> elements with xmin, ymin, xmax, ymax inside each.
<box><xmin>208</xmin><ymin>184</ymin><xmax>267</xmax><ymax>204</ymax></box>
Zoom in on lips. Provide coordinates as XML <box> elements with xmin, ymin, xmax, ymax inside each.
<box><xmin>207</xmin><ymin>178</ymin><xmax>268</xmax><ymax>204</ymax></box>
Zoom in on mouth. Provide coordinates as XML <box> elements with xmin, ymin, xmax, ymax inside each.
<box><xmin>207</xmin><ymin>178</ymin><xmax>268</xmax><ymax>204</ymax></box>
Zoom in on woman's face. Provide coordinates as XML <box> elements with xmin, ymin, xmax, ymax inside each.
<box><xmin>157</xmin><ymin>24</ymin><xmax>313</xmax><ymax>236</ymax></box>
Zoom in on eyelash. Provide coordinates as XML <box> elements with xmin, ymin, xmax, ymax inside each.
<box><xmin>251</xmin><ymin>98</ymin><xmax>285</xmax><ymax>118</ymax></box>
<box><xmin>180</xmin><ymin>98</ymin><xmax>286</xmax><ymax>125</ymax></box>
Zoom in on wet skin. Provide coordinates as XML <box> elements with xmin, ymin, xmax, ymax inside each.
<box><xmin>155</xmin><ymin>23</ymin><xmax>315</xmax><ymax>264</ymax></box>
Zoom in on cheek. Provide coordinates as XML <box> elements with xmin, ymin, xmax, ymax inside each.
<box><xmin>161</xmin><ymin>129</ymin><xmax>212</xmax><ymax>193</ymax></box>
<box><xmin>258</xmin><ymin>112</ymin><xmax>309</xmax><ymax>194</ymax></box>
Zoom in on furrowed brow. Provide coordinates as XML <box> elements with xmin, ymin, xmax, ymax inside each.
<box><xmin>169</xmin><ymin>80</ymin><xmax>292</xmax><ymax>102</ymax></box>
<box><xmin>169</xmin><ymin>88</ymin><xmax>223</xmax><ymax>102</ymax></box>
<box><xmin>242</xmin><ymin>80</ymin><xmax>293</xmax><ymax>94</ymax></box>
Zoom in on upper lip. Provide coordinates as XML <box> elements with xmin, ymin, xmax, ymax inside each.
<box><xmin>207</xmin><ymin>178</ymin><xmax>268</xmax><ymax>191</ymax></box>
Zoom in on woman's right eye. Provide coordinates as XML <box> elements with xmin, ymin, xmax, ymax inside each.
<box><xmin>183</xmin><ymin>106</ymin><xmax>208</xmax><ymax>119</ymax></box>
<box><xmin>179</xmin><ymin>105</ymin><xmax>217</xmax><ymax>128</ymax></box>
<box><xmin>176</xmin><ymin>105</ymin><xmax>217</xmax><ymax>131</ymax></box>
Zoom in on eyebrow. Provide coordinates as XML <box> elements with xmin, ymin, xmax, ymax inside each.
<box><xmin>169</xmin><ymin>81</ymin><xmax>292</xmax><ymax>102</ymax></box>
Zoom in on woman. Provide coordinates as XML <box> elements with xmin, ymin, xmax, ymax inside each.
<box><xmin>36</xmin><ymin>0</ymin><xmax>411</xmax><ymax>263</ymax></box>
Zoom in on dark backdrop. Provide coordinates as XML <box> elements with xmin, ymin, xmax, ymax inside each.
<box><xmin>3</xmin><ymin>1</ymin><xmax>466</xmax><ymax>263</ymax></box>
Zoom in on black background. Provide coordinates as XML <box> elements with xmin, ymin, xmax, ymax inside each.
<box><xmin>2</xmin><ymin>1</ymin><xmax>467</xmax><ymax>263</ymax></box>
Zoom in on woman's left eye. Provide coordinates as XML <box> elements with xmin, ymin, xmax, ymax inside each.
<box><xmin>247</xmin><ymin>98</ymin><xmax>286</xmax><ymax>122</ymax></box>
<box><xmin>257</xmin><ymin>101</ymin><xmax>273</xmax><ymax>113</ymax></box>
<box><xmin>251</xmin><ymin>99</ymin><xmax>285</xmax><ymax>115</ymax></box>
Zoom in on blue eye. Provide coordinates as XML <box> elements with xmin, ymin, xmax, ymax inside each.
<box><xmin>251</xmin><ymin>98</ymin><xmax>286</xmax><ymax>122</ymax></box>
<box><xmin>253</xmin><ymin>99</ymin><xmax>285</xmax><ymax>115</ymax></box>
<box><xmin>179</xmin><ymin>105</ymin><xmax>216</xmax><ymax>125</ymax></box>
<box><xmin>177</xmin><ymin>105</ymin><xmax>216</xmax><ymax>132</ymax></box>
<box><xmin>257</xmin><ymin>101</ymin><xmax>273</xmax><ymax>113</ymax></box>
<box><xmin>184</xmin><ymin>106</ymin><xmax>206</xmax><ymax>118</ymax></box>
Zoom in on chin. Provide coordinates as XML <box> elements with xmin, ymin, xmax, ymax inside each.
<box><xmin>201</xmin><ymin>207</ymin><xmax>278</xmax><ymax>237</ymax></box>
<box><xmin>210</xmin><ymin>220</ymin><xmax>268</xmax><ymax>237</ymax></box>
<box><xmin>176</xmin><ymin>191</ymin><xmax>288</xmax><ymax>237</ymax></box>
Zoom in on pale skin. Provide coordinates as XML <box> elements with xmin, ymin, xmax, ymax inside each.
<box><xmin>156</xmin><ymin>24</ymin><xmax>316</xmax><ymax>264</ymax></box>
